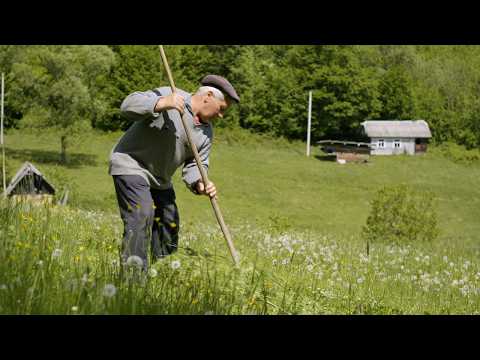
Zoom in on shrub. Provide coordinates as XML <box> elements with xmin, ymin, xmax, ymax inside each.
<box><xmin>362</xmin><ymin>184</ymin><xmax>439</xmax><ymax>244</ymax></box>
<box><xmin>432</xmin><ymin>142</ymin><xmax>480</xmax><ymax>165</ymax></box>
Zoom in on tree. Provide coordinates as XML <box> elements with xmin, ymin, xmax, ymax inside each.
<box><xmin>8</xmin><ymin>45</ymin><xmax>115</xmax><ymax>163</ymax></box>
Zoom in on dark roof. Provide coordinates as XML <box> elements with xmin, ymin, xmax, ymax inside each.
<box><xmin>5</xmin><ymin>162</ymin><xmax>55</xmax><ymax>196</ymax></box>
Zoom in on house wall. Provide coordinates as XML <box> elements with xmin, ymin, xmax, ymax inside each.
<box><xmin>370</xmin><ymin>138</ymin><xmax>415</xmax><ymax>155</ymax></box>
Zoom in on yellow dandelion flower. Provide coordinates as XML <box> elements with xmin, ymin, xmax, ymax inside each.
<box><xmin>154</xmin><ymin>217</ymin><xmax>161</xmax><ymax>223</ymax></box>
<box><xmin>170</xmin><ymin>222</ymin><xmax>177</xmax><ymax>228</ymax></box>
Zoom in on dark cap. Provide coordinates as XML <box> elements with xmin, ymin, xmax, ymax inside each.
<box><xmin>200</xmin><ymin>74</ymin><xmax>240</xmax><ymax>103</ymax></box>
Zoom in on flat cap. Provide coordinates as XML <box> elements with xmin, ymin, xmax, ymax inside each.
<box><xmin>201</xmin><ymin>74</ymin><xmax>240</xmax><ymax>103</ymax></box>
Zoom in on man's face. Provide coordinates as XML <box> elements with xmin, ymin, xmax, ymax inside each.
<box><xmin>198</xmin><ymin>92</ymin><xmax>230</xmax><ymax>123</ymax></box>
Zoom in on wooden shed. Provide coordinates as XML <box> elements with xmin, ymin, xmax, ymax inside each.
<box><xmin>5</xmin><ymin>162</ymin><xmax>56</xmax><ymax>204</ymax></box>
<box><xmin>361</xmin><ymin>120</ymin><xmax>432</xmax><ymax>155</ymax></box>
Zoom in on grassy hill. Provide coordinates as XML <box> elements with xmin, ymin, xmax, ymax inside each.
<box><xmin>2</xmin><ymin>127</ymin><xmax>480</xmax><ymax>314</ymax></box>
<box><xmin>3</xmin><ymin>127</ymin><xmax>480</xmax><ymax>246</ymax></box>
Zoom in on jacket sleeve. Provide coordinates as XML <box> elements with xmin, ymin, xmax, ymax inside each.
<box><xmin>120</xmin><ymin>90</ymin><xmax>163</xmax><ymax>122</ymax></box>
<box><xmin>182</xmin><ymin>138</ymin><xmax>212</xmax><ymax>194</ymax></box>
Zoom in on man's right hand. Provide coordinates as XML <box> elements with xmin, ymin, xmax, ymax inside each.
<box><xmin>155</xmin><ymin>93</ymin><xmax>185</xmax><ymax>114</ymax></box>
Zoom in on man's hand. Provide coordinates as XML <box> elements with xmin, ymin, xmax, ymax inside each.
<box><xmin>196</xmin><ymin>180</ymin><xmax>217</xmax><ymax>199</ymax></box>
<box><xmin>155</xmin><ymin>93</ymin><xmax>185</xmax><ymax>114</ymax></box>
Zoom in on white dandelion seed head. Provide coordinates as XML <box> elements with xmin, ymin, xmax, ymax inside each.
<box><xmin>103</xmin><ymin>284</ymin><xmax>117</xmax><ymax>298</ymax></box>
<box><xmin>126</xmin><ymin>255</ymin><xmax>144</xmax><ymax>269</ymax></box>
<box><xmin>170</xmin><ymin>260</ymin><xmax>181</xmax><ymax>270</ymax></box>
<box><xmin>52</xmin><ymin>249</ymin><xmax>63</xmax><ymax>258</ymax></box>
<box><xmin>149</xmin><ymin>268</ymin><xmax>158</xmax><ymax>278</ymax></box>
<box><xmin>81</xmin><ymin>273</ymin><xmax>88</xmax><ymax>285</ymax></box>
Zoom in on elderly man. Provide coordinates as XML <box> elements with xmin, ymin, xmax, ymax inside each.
<box><xmin>109</xmin><ymin>74</ymin><xmax>240</xmax><ymax>270</ymax></box>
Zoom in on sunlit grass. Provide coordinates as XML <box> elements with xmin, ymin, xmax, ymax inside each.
<box><xmin>1</xmin><ymin>200</ymin><xmax>479</xmax><ymax>315</ymax></box>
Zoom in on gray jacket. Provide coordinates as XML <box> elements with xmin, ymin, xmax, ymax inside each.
<box><xmin>108</xmin><ymin>87</ymin><xmax>213</xmax><ymax>193</ymax></box>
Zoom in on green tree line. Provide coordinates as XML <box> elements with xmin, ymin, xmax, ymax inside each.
<box><xmin>1</xmin><ymin>45</ymin><xmax>480</xmax><ymax>161</ymax></box>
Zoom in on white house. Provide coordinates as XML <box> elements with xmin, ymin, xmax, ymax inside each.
<box><xmin>361</xmin><ymin>120</ymin><xmax>432</xmax><ymax>155</ymax></box>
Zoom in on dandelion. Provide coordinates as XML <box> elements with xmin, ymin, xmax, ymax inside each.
<box><xmin>171</xmin><ymin>260</ymin><xmax>181</xmax><ymax>270</ymax></box>
<box><xmin>71</xmin><ymin>306</ymin><xmax>79</xmax><ymax>312</ymax></box>
<box><xmin>52</xmin><ymin>248</ymin><xmax>62</xmax><ymax>259</ymax></box>
<box><xmin>149</xmin><ymin>268</ymin><xmax>158</xmax><ymax>278</ymax></box>
<box><xmin>126</xmin><ymin>255</ymin><xmax>144</xmax><ymax>269</ymax></box>
<box><xmin>103</xmin><ymin>284</ymin><xmax>117</xmax><ymax>298</ymax></box>
<box><xmin>81</xmin><ymin>273</ymin><xmax>89</xmax><ymax>285</ymax></box>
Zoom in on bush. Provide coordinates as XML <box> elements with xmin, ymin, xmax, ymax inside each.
<box><xmin>362</xmin><ymin>184</ymin><xmax>439</xmax><ymax>244</ymax></box>
<box><xmin>432</xmin><ymin>142</ymin><xmax>480</xmax><ymax>165</ymax></box>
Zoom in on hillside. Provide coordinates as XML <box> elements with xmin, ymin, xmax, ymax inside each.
<box><xmin>3</xmin><ymin>127</ymin><xmax>480</xmax><ymax>247</ymax></box>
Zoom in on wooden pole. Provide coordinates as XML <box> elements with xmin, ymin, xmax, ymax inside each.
<box><xmin>1</xmin><ymin>73</ymin><xmax>6</xmax><ymax>197</ymax></box>
<box><xmin>158</xmin><ymin>46</ymin><xmax>240</xmax><ymax>266</ymax></box>
<box><xmin>306</xmin><ymin>90</ymin><xmax>312</xmax><ymax>157</ymax></box>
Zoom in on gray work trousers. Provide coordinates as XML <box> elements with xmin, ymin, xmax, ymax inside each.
<box><xmin>113</xmin><ymin>175</ymin><xmax>179</xmax><ymax>270</ymax></box>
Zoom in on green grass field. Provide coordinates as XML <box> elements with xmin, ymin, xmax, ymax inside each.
<box><xmin>1</xmin><ymin>127</ymin><xmax>479</xmax><ymax>314</ymax></box>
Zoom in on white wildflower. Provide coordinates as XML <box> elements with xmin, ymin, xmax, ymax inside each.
<box><xmin>52</xmin><ymin>248</ymin><xmax>63</xmax><ymax>259</ymax></box>
<box><xmin>449</xmin><ymin>262</ymin><xmax>455</xmax><ymax>268</ymax></box>
<box><xmin>149</xmin><ymin>268</ymin><xmax>158</xmax><ymax>278</ymax></box>
<box><xmin>103</xmin><ymin>284</ymin><xmax>117</xmax><ymax>298</ymax></box>
<box><xmin>81</xmin><ymin>273</ymin><xmax>88</xmax><ymax>285</ymax></box>
<box><xmin>357</xmin><ymin>276</ymin><xmax>365</xmax><ymax>284</ymax></box>
<box><xmin>170</xmin><ymin>260</ymin><xmax>181</xmax><ymax>270</ymax></box>
<box><xmin>126</xmin><ymin>255</ymin><xmax>144</xmax><ymax>269</ymax></box>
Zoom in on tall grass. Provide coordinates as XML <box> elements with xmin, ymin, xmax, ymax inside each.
<box><xmin>1</xmin><ymin>199</ymin><xmax>479</xmax><ymax>315</ymax></box>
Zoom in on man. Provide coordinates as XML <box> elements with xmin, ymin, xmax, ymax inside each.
<box><xmin>109</xmin><ymin>74</ymin><xmax>240</xmax><ymax>271</ymax></box>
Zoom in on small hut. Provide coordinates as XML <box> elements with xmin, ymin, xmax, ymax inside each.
<box><xmin>5</xmin><ymin>162</ymin><xmax>55</xmax><ymax>204</ymax></box>
<box><xmin>361</xmin><ymin>120</ymin><xmax>432</xmax><ymax>155</ymax></box>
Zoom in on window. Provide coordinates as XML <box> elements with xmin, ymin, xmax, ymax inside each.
<box><xmin>378</xmin><ymin>139</ymin><xmax>385</xmax><ymax>148</ymax></box>
<box><xmin>394</xmin><ymin>139</ymin><xmax>401</xmax><ymax>148</ymax></box>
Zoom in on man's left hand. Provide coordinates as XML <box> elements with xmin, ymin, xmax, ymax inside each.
<box><xmin>196</xmin><ymin>180</ymin><xmax>217</xmax><ymax>199</ymax></box>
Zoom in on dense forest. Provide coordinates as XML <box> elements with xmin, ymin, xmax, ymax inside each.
<box><xmin>1</xmin><ymin>45</ymin><xmax>480</xmax><ymax>150</ymax></box>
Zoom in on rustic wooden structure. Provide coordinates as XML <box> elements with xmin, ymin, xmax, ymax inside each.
<box><xmin>361</xmin><ymin>120</ymin><xmax>432</xmax><ymax>155</ymax></box>
<box><xmin>318</xmin><ymin>140</ymin><xmax>372</xmax><ymax>163</ymax></box>
<box><xmin>5</xmin><ymin>162</ymin><xmax>55</xmax><ymax>204</ymax></box>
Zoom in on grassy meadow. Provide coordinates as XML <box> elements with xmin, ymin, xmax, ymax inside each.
<box><xmin>1</xmin><ymin>127</ymin><xmax>479</xmax><ymax>314</ymax></box>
